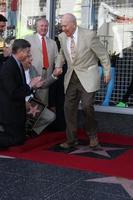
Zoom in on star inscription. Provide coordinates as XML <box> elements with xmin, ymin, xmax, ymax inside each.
<box><xmin>27</xmin><ymin>104</ymin><xmax>40</xmax><ymax>117</ymax></box>
<box><xmin>86</xmin><ymin>176</ymin><xmax>133</xmax><ymax>198</ymax></box>
<box><xmin>69</xmin><ymin>145</ymin><xmax>125</xmax><ymax>158</ymax></box>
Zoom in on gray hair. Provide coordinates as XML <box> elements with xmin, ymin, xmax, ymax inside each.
<box><xmin>36</xmin><ymin>17</ymin><xmax>49</xmax><ymax>27</ymax></box>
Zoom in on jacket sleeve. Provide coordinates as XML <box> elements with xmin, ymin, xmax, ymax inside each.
<box><xmin>1</xmin><ymin>64</ymin><xmax>31</xmax><ymax>101</ymax></box>
<box><xmin>55</xmin><ymin>34</ymin><xmax>66</xmax><ymax>68</ymax></box>
<box><xmin>30</xmin><ymin>65</ymin><xmax>57</xmax><ymax>90</ymax></box>
<box><xmin>40</xmin><ymin>74</ymin><xmax>57</xmax><ymax>89</ymax></box>
<box><xmin>90</xmin><ymin>31</ymin><xmax>111</xmax><ymax>76</ymax></box>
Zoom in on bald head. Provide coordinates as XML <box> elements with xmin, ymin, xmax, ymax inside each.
<box><xmin>62</xmin><ymin>13</ymin><xmax>77</xmax><ymax>24</ymax></box>
<box><xmin>61</xmin><ymin>13</ymin><xmax>77</xmax><ymax>37</ymax></box>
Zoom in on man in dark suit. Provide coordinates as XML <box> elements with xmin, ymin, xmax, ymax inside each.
<box><xmin>0</xmin><ymin>39</ymin><xmax>43</xmax><ymax>148</ymax></box>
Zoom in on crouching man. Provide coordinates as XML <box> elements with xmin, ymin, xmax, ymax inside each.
<box><xmin>0</xmin><ymin>39</ymin><xmax>43</xmax><ymax>148</ymax></box>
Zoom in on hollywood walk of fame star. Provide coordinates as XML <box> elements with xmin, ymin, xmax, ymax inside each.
<box><xmin>69</xmin><ymin>145</ymin><xmax>126</xmax><ymax>158</ymax></box>
<box><xmin>86</xmin><ymin>176</ymin><xmax>133</xmax><ymax>198</ymax></box>
<box><xmin>0</xmin><ymin>155</ymin><xmax>15</xmax><ymax>159</ymax></box>
<box><xmin>27</xmin><ymin>104</ymin><xmax>40</xmax><ymax>117</ymax></box>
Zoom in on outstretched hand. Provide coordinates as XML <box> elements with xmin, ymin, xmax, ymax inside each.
<box><xmin>30</xmin><ymin>76</ymin><xmax>44</xmax><ymax>89</ymax></box>
<box><xmin>103</xmin><ymin>74</ymin><xmax>111</xmax><ymax>84</ymax></box>
<box><xmin>53</xmin><ymin>67</ymin><xmax>63</xmax><ymax>76</ymax></box>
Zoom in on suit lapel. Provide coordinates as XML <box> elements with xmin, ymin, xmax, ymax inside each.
<box><xmin>62</xmin><ymin>34</ymin><xmax>72</xmax><ymax>63</ymax></box>
<box><xmin>35</xmin><ymin>35</ymin><xmax>50</xmax><ymax>62</ymax></box>
<box><xmin>34</xmin><ymin>33</ymin><xmax>42</xmax><ymax>53</ymax></box>
<box><xmin>11</xmin><ymin>56</ymin><xmax>26</xmax><ymax>84</ymax></box>
<box><xmin>62</xmin><ymin>27</ymin><xmax>82</xmax><ymax>64</ymax></box>
<box><xmin>72</xmin><ymin>27</ymin><xmax>82</xmax><ymax>63</ymax></box>
<box><xmin>45</xmin><ymin>37</ymin><xmax>50</xmax><ymax>58</ymax></box>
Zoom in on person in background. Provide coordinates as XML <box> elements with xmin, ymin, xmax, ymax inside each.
<box><xmin>8</xmin><ymin>0</ymin><xmax>18</xmax><ymax>28</ymax></box>
<box><xmin>116</xmin><ymin>45</ymin><xmax>133</xmax><ymax>108</ymax></box>
<box><xmin>25</xmin><ymin>17</ymin><xmax>60</xmax><ymax>106</ymax></box>
<box><xmin>0</xmin><ymin>14</ymin><xmax>11</xmax><ymax>68</ymax></box>
<box><xmin>23</xmin><ymin>55</ymin><xmax>57</xmax><ymax>136</ymax></box>
<box><xmin>99</xmin><ymin>52</ymin><xmax>117</xmax><ymax>106</ymax></box>
<box><xmin>0</xmin><ymin>39</ymin><xmax>43</xmax><ymax>148</ymax></box>
<box><xmin>48</xmin><ymin>24</ymin><xmax>67</xmax><ymax>131</ymax></box>
<box><xmin>54</xmin><ymin>13</ymin><xmax>110</xmax><ymax>149</ymax></box>
<box><xmin>116</xmin><ymin>76</ymin><xmax>133</xmax><ymax>108</ymax></box>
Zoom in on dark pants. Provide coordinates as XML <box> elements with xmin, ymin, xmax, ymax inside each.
<box><xmin>64</xmin><ymin>71</ymin><xmax>97</xmax><ymax>143</ymax></box>
<box><xmin>0</xmin><ymin>123</ymin><xmax>25</xmax><ymax>148</ymax></box>
<box><xmin>122</xmin><ymin>77</ymin><xmax>133</xmax><ymax>103</ymax></box>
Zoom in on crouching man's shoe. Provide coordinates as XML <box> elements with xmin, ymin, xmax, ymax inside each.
<box><xmin>59</xmin><ymin>141</ymin><xmax>78</xmax><ymax>149</ymax></box>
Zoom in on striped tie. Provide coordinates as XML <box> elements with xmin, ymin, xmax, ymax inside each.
<box><xmin>70</xmin><ymin>36</ymin><xmax>76</xmax><ymax>61</ymax></box>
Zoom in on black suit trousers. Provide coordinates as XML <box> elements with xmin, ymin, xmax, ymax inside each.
<box><xmin>0</xmin><ymin>123</ymin><xmax>25</xmax><ymax>148</ymax></box>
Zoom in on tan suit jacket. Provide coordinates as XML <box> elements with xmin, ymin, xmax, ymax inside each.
<box><xmin>25</xmin><ymin>33</ymin><xmax>58</xmax><ymax>104</ymax></box>
<box><xmin>55</xmin><ymin>27</ymin><xmax>110</xmax><ymax>93</ymax></box>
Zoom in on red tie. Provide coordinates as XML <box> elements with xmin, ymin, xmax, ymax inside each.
<box><xmin>42</xmin><ymin>36</ymin><xmax>49</xmax><ymax>69</ymax></box>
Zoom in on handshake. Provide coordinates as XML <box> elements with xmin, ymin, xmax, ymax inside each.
<box><xmin>53</xmin><ymin>67</ymin><xmax>63</xmax><ymax>77</ymax></box>
<box><xmin>30</xmin><ymin>67</ymin><xmax>63</xmax><ymax>89</ymax></box>
<box><xmin>30</xmin><ymin>76</ymin><xmax>44</xmax><ymax>89</ymax></box>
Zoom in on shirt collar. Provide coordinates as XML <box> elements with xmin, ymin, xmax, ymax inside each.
<box><xmin>72</xmin><ymin>26</ymin><xmax>78</xmax><ymax>39</ymax></box>
<box><xmin>37</xmin><ymin>33</ymin><xmax>46</xmax><ymax>40</ymax></box>
<box><xmin>25</xmin><ymin>69</ymin><xmax>29</xmax><ymax>73</ymax></box>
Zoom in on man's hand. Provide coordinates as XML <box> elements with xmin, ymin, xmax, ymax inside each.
<box><xmin>30</xmin><ymin>76</ymin><xmax>44</xmax><ymax>89</ymax></box>
<box><xmin>103</xmin><ymin>74</ymin><xmax>111</xmax><ymax>84</ymax></box>
<box><xmin>53</xmin><ymin>67</ymin><xmax>63</xmax><ymax>76</ymax></box>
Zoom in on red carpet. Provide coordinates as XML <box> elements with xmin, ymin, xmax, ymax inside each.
<box><xmin>0</xmin><ymin>130</ymin><xmax>133</xmax><ymax>179</ymax></box>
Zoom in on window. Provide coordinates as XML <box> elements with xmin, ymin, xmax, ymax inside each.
<box><xmin>0</xmin><ymin>0</ymin><xmax>49</xmax><ymax>39</ymax></box>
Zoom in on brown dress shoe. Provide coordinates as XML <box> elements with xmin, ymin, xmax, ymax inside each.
<box><xmin>89</xmin><ymin>135</ymin><xmax>99</xmax><ymax>148</ymax></box>
<box><xmin>60</xmin><ymin>141</ymin><xmax>78</xmax><ymax>149</ymax></box>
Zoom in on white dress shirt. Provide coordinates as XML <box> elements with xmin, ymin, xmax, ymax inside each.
<box><xmin>37</xmin><ymin>33</ymin><xmax>47</xmax><ymax>45</ymax></box>
<box><xmin>25</xmin><ymin>69</ymin><xmax>33</xmax><ymax>101</ymax></box>
<box><xmin>67</xmin><ymin>27</ymin><xmax>78</xmax><ymax>61</ymax></box>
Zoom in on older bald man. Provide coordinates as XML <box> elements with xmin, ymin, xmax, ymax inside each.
<box><xmin>55</xmin><ymin>13</ymin><xmax>110</xmax><ymax>149</ymax></box>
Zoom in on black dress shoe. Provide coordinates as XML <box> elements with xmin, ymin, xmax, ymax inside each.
<box><xmin>26</xmin><ymin>130</ymin><xmax>38</xmax><ymax>138</ymax></box>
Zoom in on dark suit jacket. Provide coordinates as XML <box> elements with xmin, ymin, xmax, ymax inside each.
<box><xmin>0</xmin><ymin>54</ymin><xmax>9</xmax><ymax>70</ymax></box>
<box><xmin>0</xmin><ymin>56</ymin><xmax>31</xmax><ymax>125</ymax></box>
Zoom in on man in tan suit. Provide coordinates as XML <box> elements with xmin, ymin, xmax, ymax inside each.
<box><xmin>25</xmin><ymin>17</ymin><xmax>58</xmax><ymax>105</ymax></box>
<box><xmin>55</xmin><ymin>13</ymin><xmax>110</xmax><ymax>148</ymax></box>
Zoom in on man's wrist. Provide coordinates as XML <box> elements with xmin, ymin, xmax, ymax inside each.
<box><xmin>30</xmin><ymin>87</ymin><xmax>36</xmax><ymax>94</ymax></box>
<box><xmin>52</xmin><ymin>73</ymin><xmax>58</xmax><ymax>80</ymax></box>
